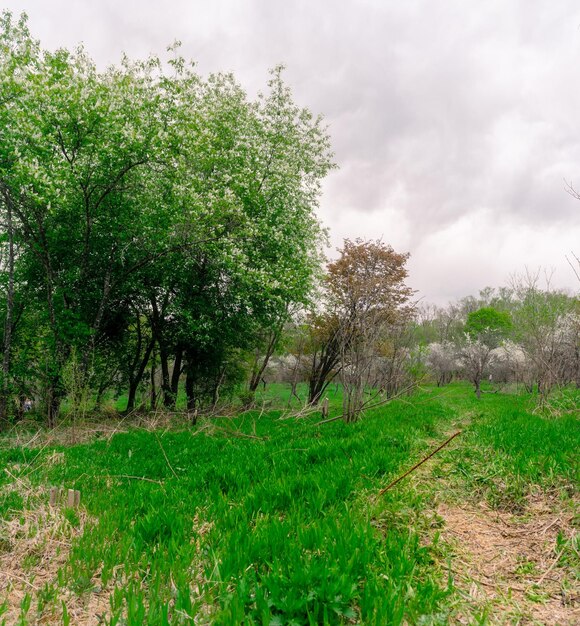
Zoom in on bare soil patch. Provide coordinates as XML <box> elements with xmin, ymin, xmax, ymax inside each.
<box><xmin>438</xmin><ymin>493</ymin><xmax>579</xmax><ymax>625</ymax></box>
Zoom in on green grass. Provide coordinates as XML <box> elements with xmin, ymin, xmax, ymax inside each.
<box><xmin>0</xmin><ymin>382</ymin><xmax>578</xmax><ymax>625</ymax></box>
<box><xmin>433</xmin><ymin>385</ymin><xmax>580</xmax><ymax>509</ymax></box>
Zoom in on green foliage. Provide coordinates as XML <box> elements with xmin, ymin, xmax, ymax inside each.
<box><xmin>464</xmin><ymin>307</ymin><xmax>513</xmax><ymax>345</ymax></box>
<box><xmin>1</xmin><ymin>384</ymin><xmax>459</xmax><ymax>624</ymax></box>
<box><xmin>435</xmin><ymin>384</ymin><xmax>579</xmax><ymax>509</ymax></box>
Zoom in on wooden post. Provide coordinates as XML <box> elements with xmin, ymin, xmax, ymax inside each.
<box><xmin>67</xmin><ymin>489</ymin><xmax>76</xmax><ymax>508</ymax></box>
<box><xmin>49</xmin><ymin>487</ymin><xmax>58</xmax><ymax>506</ymax></box>
<box><xmin>321</xmin><ymin>397</ymin><xmax>329</xmax><ymax>419</ymax></box>
<box><xmin>74</xmin><ymin>490</ymin><xmax>81</xmax><ymax>507</ymax></box>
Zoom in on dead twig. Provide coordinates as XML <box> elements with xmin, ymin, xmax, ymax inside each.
<box><xmin>316</xmin><ymin>414</ymin><xmax>344</xmax><ymax>426</ymax></box>
<box><xmin>536</xmin><ymin>547</ymin><xmax>567</xmax><ymax>586</ymax></box>
<box><xmin>106</xmin><ymin>474</ymin><xmax>165</xmax><ymax>485</ymax></box>
<box><xmin>154</xmin><ymin>432</ymin><xmax>178</xmax><ymax>478</ymax></box>
<box><xmin>0</xmin><ymin>571</ymin><xmax>40</xmax><ymax>590</ymax></box>
<box><xmin>378</xmin><ymin>430</ymin><xmax>462</xmax><ymax>496</ymax></box>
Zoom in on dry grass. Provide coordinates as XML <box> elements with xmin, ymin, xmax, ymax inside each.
<box><xmin>0</xmin><ymin>406</ymin><xmax>258</xmax><ymax>453</ymax></box>
<box><xmin>0</xmin><ymin>475</ymin><xmax>115</xmax><ymax>625</ymax></box>
<box><xmin>0</xmin><ymin>409</ymin><xmax>194</xmax><ymax>451</ymax></box>
<box><xmin>438</xmin><ymin>492</ymin><xmax>579</xmax><ymax>625</ymax></box>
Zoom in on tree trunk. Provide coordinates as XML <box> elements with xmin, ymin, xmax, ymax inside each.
<box><xmin>94</xmin><ymin>384</ymin><xmax>106</xmax><ymax>411</ymax></box>
<box><xmin>46</xmin><ymin>382</ymin><xmax>61</xmax><ymax>429</ymax></box>
<box><xmin>0</xmin><ymin>198</ymin><xmax>15</xmax><ymax>430</ymax></box>
<box><xmin>157</xmin><ymin>341</ymin><xmax>173</xmax><ymax>408</ymax></box>
<box><xmin>342</xmin><ymin>377</ymin><xmax>364</xmax><ymax>423</ymax></box>
<box><xmin>125</xmin><ymin>336</ymin><xmax>154</xmax><ymax>413</ymax></box>
<box><xmin>308</xmin><ymin>372</ymin><xmax>335</xmax><ymax>406</ymax></box>
<box><xmin>150</xmin><ymin>346</ymin><xmax>157</xmax><ymax>410</ymax></box>
<box><xmin>149</xmin><ymin>291</ymin><xmax>173</xmax><ymax>408</ymax></box>
<box><xmin>249</xmin><ymin>319</ymin><xmax>285</xmax><ymax>392</ymax></box>
<box><xmin>126</xmin><ymin>379</ymin><xmax>138</xmax><ymax>413</ymax></box>
<box><xmin>185</xmin><ymin>368</ymin><xmax>197</xmax><ymax>425</ymax></box>
<box><xmin>307</xmin><ymin>339</ymin><xmax>341</xmax><ymax>405</ymax></box>
<box><xmin>0</xmin><ymin>397</ymin><xmax>9</xmax><ymax>431</ymax></box>
<box><xmin>169</xmin><ymin>345</ymin><xmax>183</xmax><ymax>409</ymax></box>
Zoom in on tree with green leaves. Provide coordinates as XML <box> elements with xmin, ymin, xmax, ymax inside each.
<box><xmin>0</xmin><ymin>12</ymin><xmax>334</xmax><ymax>425</ymax></box>
<box><xmin>464</xmin><ymin>307</ymin><xmax>513</xmax><ymax>345</ymax></box>
<box><xmin>458</xmin><ymin>306</ymin><xmax>512</xmax><ymax>399</ymax></box>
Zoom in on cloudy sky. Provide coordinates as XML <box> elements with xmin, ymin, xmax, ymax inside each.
<box><xmin>5</xmin><ymin>0</ymin><xmax>580</xmax><ymax>304</ymax></box>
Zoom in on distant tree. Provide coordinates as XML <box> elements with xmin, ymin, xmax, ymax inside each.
<box><xmin>412</xmin><ymin>303</ymin><xmax>464</xmax><ymax>345</ymax></box>
<box><xmin>464</xmin><ymin>307</ymin><xmax>513</xmax><ymax>345</ymax></box>
<box><xmin>457</xmin><ymin>306</ymin><xmax>512</xmax><ymax>399</ymax></box>
<box><xmin>456</xmin><ymin>338</ymin><xmax>495</xmax><ymax>399</ymax></box>
<box><xmin>427</xmin><ymin>342</ymin><xmax>456</xmax><ymax>386</ymax></box>
<box><xmin>510</xmin><ymin>271</ymin><xmax>576</xmax><ymax>398</ymax></box>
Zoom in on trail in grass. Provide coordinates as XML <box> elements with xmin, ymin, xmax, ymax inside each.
<box><xmin>421</xmin><ymin>391</ymin><xmax>580</xmax><ymax>625</ymax></box>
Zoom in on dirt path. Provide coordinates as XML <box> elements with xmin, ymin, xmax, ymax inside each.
<box><xmin>418</xmin><ymin>417</ymin><xmax>580</xmax><ymax>625</ymax></box>
<box><xmin>438</xmin><ymin>494</ymin><xmax>579</xmax><ymax>625</ymax></box>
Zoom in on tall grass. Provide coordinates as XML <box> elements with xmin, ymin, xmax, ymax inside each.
<box><xmin>1</xmin><ymin>382</ymin><xmax>577</xmax><ymax>624</ymax></box>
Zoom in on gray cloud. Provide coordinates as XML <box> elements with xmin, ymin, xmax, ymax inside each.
<box><xmin>5</xmin><ymin>0</ymin><xmax>580</xmax><ymax>303</ymax></box>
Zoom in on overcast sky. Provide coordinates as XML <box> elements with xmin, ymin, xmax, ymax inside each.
<box><xmin>4</xmin><ymin>0</ymin><xmax>580</xmax><ymax>304</ymax></box>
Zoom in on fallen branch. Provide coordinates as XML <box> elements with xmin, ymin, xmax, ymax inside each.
<box><xmin>316</xmin><ymin>414</ymin><xmax>344</xmax><ymax>426</ymax></box>
<box><xmin>154</xmin><ymin>432</ymin><xmax>178</xmax><ymax>478</ymax></box>
<box><xmin>378</xmin><ymin>430</ymin><xmax>462</xmax><ymax>496</ymax></box>
<box><xmin>536</xmin><ymin>547</ymin><xmax>566</xmax><ymax>585</ymax></box>
<box><xmin>108</xmin><ymin>474</ymin><xmax>165</xmax><ymax>485</ymax></box>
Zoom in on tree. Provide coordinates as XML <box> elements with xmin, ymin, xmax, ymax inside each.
<box><xmin>326</xmin><ymin>239</ymin><xmax>414</xmax><ymax>422</ymax></box>
<box><xmin>304</xmin><ymin>311</ymin><xmax>341</xmax><ymax>405</ymax></box>
<box><xmin>510</xmin><ymin>271</ymin><xmax>576</xmax><ymax>399</ymax></box>
<box><xmin>0</xmin><ymin>13</ymin><xmax>179</xmax><ymax>424</ymax></box>
<box><xmin>457</xmin><ymin>306</ymin><xmax>512</xmax><ymax>399</ymax></box>
<box><xmin>248</xmin><ymin>306</ymin><xmax>290</xmax><ymax>395</ymax></box>
<box><xmin>0</xmin><ymin>187</ymin><xmax>15</xmax><ymax>428</ymax></box>
<box><xmin>0</xmin><ymin>14</ymin><xmax>334</xmax><ymax>424</ymax></box>
<box><xmin>151</xmin><ymin>66</ymin><xmax>334</xmax><ymax>414</ymax></box>
<box><xmin>456</xmin><ymin>337</ymin><xmax>495</xmax><ymax>400</ymax></box>
<box><xmin>427</xmin><ymin>342</ymin><xmax>456</xmax><ymax>386</ymax></box>
<box><xmin>464</xmin><ymin>307</ymin><xmax>513</xmax><ymax>344</ymax></box>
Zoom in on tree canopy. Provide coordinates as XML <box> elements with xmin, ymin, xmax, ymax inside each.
<box><xmin>464</xmin><ymin>307</ymin><xmax>513</xmax><ymax>347</ymax></box>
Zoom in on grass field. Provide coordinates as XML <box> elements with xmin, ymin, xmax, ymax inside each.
<box><xmin>0</xmin><ymin>383</ymin><xmax>578</xmax><ymax>625</ymax></box>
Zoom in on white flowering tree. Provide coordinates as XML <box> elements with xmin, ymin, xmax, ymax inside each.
<box><xmin>456</xmin><ymin>307</ymin><xmax>512</xmax><ymax>398</ymax></box>
<box><xmin>427</xmin><ymin>342</ymin><xmax>456</xmax><ymax>386</ymax></box>
<box><xmin>0</xmin><ymin>12</ymin><xmax>334</xmax><ymax>425</ymax></box>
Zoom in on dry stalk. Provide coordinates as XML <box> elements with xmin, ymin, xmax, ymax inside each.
<box><xmin>153</xmin><ymin>432</ymin><xmax>178</xmax><ymax>478</ymax></box>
